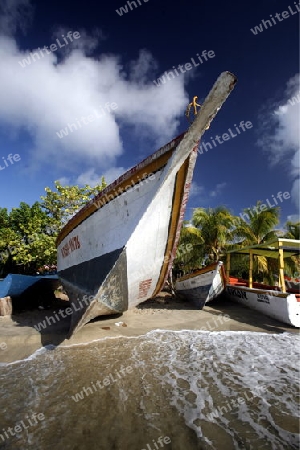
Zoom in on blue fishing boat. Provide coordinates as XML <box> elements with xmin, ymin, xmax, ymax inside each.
<box><xmin>0</xmin><ymin>273</ymin><xmax>59</xmax><ymax>299</ymax></box>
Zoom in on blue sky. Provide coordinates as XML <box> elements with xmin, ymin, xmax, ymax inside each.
<box><xmin>0</xmin><ymin>0</ymin><xmax>299</xmax><ymax>227</ymax></box>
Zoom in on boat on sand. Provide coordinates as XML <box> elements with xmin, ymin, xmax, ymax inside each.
<box><xmin>56</xmin><ymin>71</ymin><xmax>237</xmax><ymax>336</ymax></box>
<box><xmin>175</xmin><ymin>261</ymin><xmax>226</xmax><ymax>308</ymax></box>
<box><xmin>225</xmin><ymin>238</ymin><xmax>300</xmax><ymax>327</ymax></box>
<box><xmin>0</xmin><ymin>273</ymin><xmax>59</xmax><ymax>315</ymax></box>
<box><xmin>0</xmin><ymin>273</ymin><xmax>59</xmax><ymax>299</ymax></box>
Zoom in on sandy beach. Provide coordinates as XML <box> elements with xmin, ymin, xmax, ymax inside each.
<box><xmin>1</xmin><ymin>293</ymin><xmax>299</xmax><ymax>450</ymax></box>
<box><xmin>0</xmin><ymin>293</ymin><xmax>298</xmax><ymax>364</ymax></box>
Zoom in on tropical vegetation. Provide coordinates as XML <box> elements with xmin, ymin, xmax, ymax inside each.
<box><xmin>0</xmin><ymin>178</ymin><xmax>106</xmax><ymax>276</ymax></box>
<box><xmin>1</xmin><ymin>182</ymin><xmax>299</xmax><ymax>282</ymax></box>
<box><xmin>174</xmin><ymin>201</ymin><xmax>299</xmax><ymax>283</ymax></box>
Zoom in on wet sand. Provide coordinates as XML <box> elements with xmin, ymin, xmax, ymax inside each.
<box><xmin>0</xmin><ymin>293</ymin><xmax>298</xmax><ymax>363</ymax></box>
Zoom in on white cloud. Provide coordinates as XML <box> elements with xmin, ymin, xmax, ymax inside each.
<box><xmin>0</xmin><ymin>0</ymin><xmax>33</xmax><ymax>36</ymax></box>
<box><xmin>0</xmin><ymin>3</ymin><xmax>188</xmax><ymax>178</ymax></box>
<box><xmin>258</xmin><ymin>74</ymin><xmax>300</xmax><ymax>215</ymax></box>
<box><xmin>287</xmin><ymin>214</ymin><xmax>300</xmax><ymax>223</ymax></box>
<box><xmin>189</xmin><ymin>181</ymin><xmax>227</xmax><ymax>202</ymax></box>
<box><xmin>101</xmin><ymin>166</ymin><xmax>128</xmax><ymax>185</ymax></box>
<box><xmin>57</xmin><ymin>176</ymin><xmax>71</xmax><ymax>186</ymax></box>
<box><xmin>57</xmin><ymin>165</ymin><xmax>128</xmax><ymax>188</ymax></box>
<box><xmin>76</xmin><ymin>169</ymin><xmax>101</xmax><ymax>186</ymax></box>
<box><xmin>52</xmin><ymin>27</ymin><xmax>106</xmax><ymax>57</ymax></box>
<box><xmin>129</xmin><ymin>49</ymin><xmax>158</xmax><ymax>83</ymax></box>
<box><xmin>75</xmin><ymin>166</ymin><xmax>128</xmax><ymax>187</ymax></box>
<box><xmin>209</xmin><ymin>182</ymin><xmax>227</xmax><ymax>197</ymax></box>
<box><xmin>189</xmin><ymin>181</ymin><xmax>204</xmax><ymax>198</ymax></box>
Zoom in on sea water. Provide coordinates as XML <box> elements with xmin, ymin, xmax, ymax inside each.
<box><xmin>0</xmin><ymin>331</ymin><xmax>299</xmax><ymax>450</ymax></box>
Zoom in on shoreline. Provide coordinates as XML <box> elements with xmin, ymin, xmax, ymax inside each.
<box><xmin>0</xmin><ymin>294</ymin><xmax>298</xmax><ymax>363</ymax></box>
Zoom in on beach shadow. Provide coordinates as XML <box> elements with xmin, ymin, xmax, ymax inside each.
<box><xmin>9</xmin><ymin>283</ymin><xmax>128</xmax><ymax>345</ymax></box>
<box><xmin>9</xmin><ymin>284</ymin><xmax>71</xmax><ymax>347</ymax></box>
<box><xmin>137</xmin><ymin>292</ymin><xmax>198</xmax><ymax>311</ymax></box>
<box><xmin>205</xmin><ymin>293</ymin><xmax>298</xmax><ymax>334</ymax></box>
<box><xmin>89</xmin><ymin>313</ymin><xmax>123</xmax><ymax>324</ymax></box>
<box><xmin>137</xmin><ymin>291</ymin><xmax>297</xmax><ymax>334</ymax></box>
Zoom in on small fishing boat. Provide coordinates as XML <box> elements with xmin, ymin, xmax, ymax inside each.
<box><xmin>0</xmin><ymin>273</ymin><xmax>59</xmax><ymax>299</ymax></box>
<box><xmin>175</xmin><ymin>261</ymin><xmax>226</xmax><ymax>308</ymax></box>
<box><xmin>0</xmin><ymin>273</ymin><xmax>59</xmax><ymax>315</ymax></box>
<box><xmin>56</xmin><ymin>71</ymin><xmax>237</xmax><ymax>336</ymax></box>
<box><xmin>225</xmin><ymin>238</ymin><xmax>300</xmax><ymax>327</ymax></box>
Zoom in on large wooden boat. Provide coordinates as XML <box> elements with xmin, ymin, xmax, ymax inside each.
<box><xmin>175</xmin><ymin>261</ymin><xmax>226</xmax><ymax>308</ymax></box>
<box><xmin>225</xmin><ymin>238</ymin><xmax>300</xmax><ymax>327</ymax></box>
<box><xmin>56</xmin><ymin>71</ymin><xmax>237</xmax><ymax>335</ymax></box>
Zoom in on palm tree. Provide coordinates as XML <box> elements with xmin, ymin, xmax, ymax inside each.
<box><xmin>284</xmin><ymin>221</ymin><xmax>300</xmax><ymax>240</ymax></box>
<box><xmin>235</xmin><ymin>201</ymin><xmax>280</xmax><ymax>246</ymax></box>
<box><xmin>192</xmin><ymin>206</ymin><xmax>237</xmax><ymax>263</ymax></box>
<box><xmin>192</xmin><ymin>206</ymin><xmax>236</xmax><ymax>262</ymax></box>
<box><xmin>174</xmin><ymin>207</ymin><xmax>236</xmax><ymax>274</ymax></box>
<box><xmin>283</xmin><ymin>221</ymin><xmax>300</xmax><ymax>277</ymax></box>
<box><xmin>173</xmin><ymin>222</ymin><xmax>204</xmax><ymax>273</ymax></box>
<box><xmin>233</xmin><ymin>201</ymin><xmax>280</xmax><ymax>281</ymax></box>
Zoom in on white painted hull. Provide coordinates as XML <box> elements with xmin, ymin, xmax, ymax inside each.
<box><xmin>56</xmin><ymin>72</ymin><xmax>237</xmax><ymax>335</ymax></box>
<box><xmin>175</xmin><ymin>262</ymin><xmax>226</xmax><ymax>308</ymax></box>
<box><xmin>57</xmin><ymin>146</ymin><xmax>197</xmax><ymax>334</ymax></box>
<box><xmin>226</xmin><ymin>285</ymin><xmax>300</xmax><ymax>327</ymax></box>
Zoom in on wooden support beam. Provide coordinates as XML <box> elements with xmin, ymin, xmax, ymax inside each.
<box><xmin>226</xmin><ymin>253</ymin><xmax>230</xmax><ymax>282</ymax></box>
<box><xmin>249</xmin><ymin>250</ymin><xmax>253</xmax><ymax>289</ymax></box>
<box><xmin>278</xmin><ymin>243</ymin><xmax>286</xmax><ymax>293</ymax></box>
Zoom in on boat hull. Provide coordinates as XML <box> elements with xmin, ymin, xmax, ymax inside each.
<box><xmin>56</xmin><ymin>71</ymin><xmax>237</xmax><ymax>335</ymax></box>
<box><xmin>226</xmin><ymin>285</ymin><xmax>300</xmax><ymax>327</ymax></box>
<box><xmin>58</xmin><ymin>148</ymin><xmax>197</xmax><ymax>334</ymax></box>
<box><xmin>175</xmin><ymin>262</ymin><xmax>226</xmax><ymax>309</ymax></box>
<box><xmin>0</xmin><ymin>274</ymin><xmax>59</xmax><ymax>299</ymax></box>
